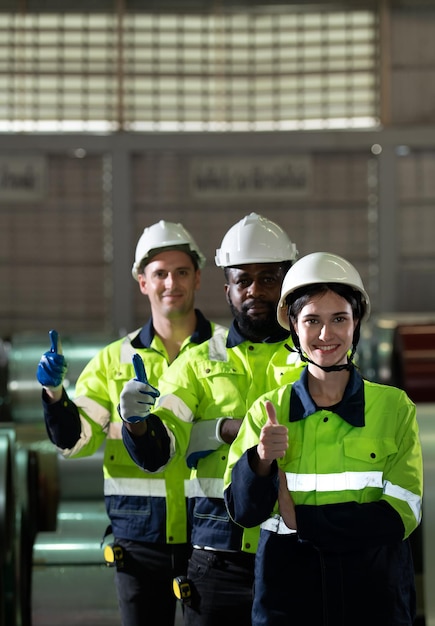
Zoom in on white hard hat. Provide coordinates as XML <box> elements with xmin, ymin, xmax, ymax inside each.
<box><xmin>277</xmin><ymin>252</ymin><xmax>371</xmax><ymax>329</ymax></box>
<box><xmin>215</xmin><ymin>213</ymin><xmax>298</xmax><ymax>267</ymax></box>
<box><xmin>132</xmin><ymin>220</ymin><xmax>206</xmax><ymax>281</ymax></box>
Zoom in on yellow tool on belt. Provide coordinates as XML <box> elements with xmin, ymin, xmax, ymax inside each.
<box><xmin>104</xmin><ymin>543</ymin><xmax>124</xmax><ymax>568</ymax></box>
<box><xmin>173</xmin><ymin>576</ymin><xmax>192</xmax><ymax>604</ymax></box>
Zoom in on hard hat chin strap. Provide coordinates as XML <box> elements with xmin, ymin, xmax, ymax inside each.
<box><xmin>300</xmin><ymin>353</ymin><xmax>355</xmax><ymax>372</ymax></box>
<box><xmin>284</xmin><ymin>343</ymin><xmax>356</xmax><ymax>373</ymax></box>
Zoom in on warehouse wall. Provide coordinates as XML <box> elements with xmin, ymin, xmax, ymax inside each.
<box><xmin>0</xmin><ymin>2</ymin><xmax>434</xmax><ymax>339</ymax></box>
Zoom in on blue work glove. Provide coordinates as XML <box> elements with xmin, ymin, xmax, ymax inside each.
<box><xmin>36</xmin><ymin>329</ymin><xmax>67</xmax><ymax>390</ymax></box>
<box><xmin>119</xmin><ymin>354</ymin><xmax>160</xmax><ymax>424</ymax></box>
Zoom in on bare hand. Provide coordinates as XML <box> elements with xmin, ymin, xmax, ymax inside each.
<box><xmin>254</xmin><ymin>401</ymin><xmax>289</xmax><ymax>476</ymax></box>
<box><xmin>257</xmin><ymin>400</ymin><xmax>289</xmax><ymax>462</ymax></box>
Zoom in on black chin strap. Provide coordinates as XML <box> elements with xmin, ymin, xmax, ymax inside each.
<box><xmin>284</xmin><ymin>343</ymin><xmax>355</xmax><ymax>372</ymax></box>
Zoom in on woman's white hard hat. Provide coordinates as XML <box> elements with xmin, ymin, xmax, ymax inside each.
<box><xmin>277</xmin><ymin>252</ymin><xmax>371</xmax><ymax>329</ymax></box>
<box><xmin>132</xmin><ymin>220</ymin><xmax>206</xmax><ymax>281</ymax></box>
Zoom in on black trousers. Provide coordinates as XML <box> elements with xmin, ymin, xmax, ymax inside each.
<box><xmin>183</xmin><ymin>547</ymin><xmax>255</xmax><ymax>626</ymax></box>
<box><xmin>114</xmin><ymin>538</ymin><xmax>190</xmax><ymax>626</ymax></box>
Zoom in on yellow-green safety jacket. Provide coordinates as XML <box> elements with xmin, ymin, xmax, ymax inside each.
<box><xmin>42</xmin><ymin>310</ymin><xmax>226</xmax><ymax>544</ymax></box>
<box><xmin>122</xmin><ymin>320</ymin><xmax>304</xmax><ymax>553</ymax></box>
<box><xmin>225</xmin><ymin>366</ymin><xmax>422</xmax><ymax>538</ymax></box>
<box><xmin>223</xmin><ymin>366</ymin><xmax>423</xmax><ymax>625</ymax></box>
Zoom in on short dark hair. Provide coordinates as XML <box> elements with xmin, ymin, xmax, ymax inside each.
<box><xmin>287</xmin><ymin>282</ymin><xmax>364</xmax><ymax>323</ymax></box>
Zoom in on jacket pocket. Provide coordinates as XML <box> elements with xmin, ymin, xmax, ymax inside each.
<box><xmin>343</xmin><ymin>437</ymin><xmax>398</xmax><ymax>466</ymax></box>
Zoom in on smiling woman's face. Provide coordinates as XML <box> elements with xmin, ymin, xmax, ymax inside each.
<box><xmin>293</xmin><ymin>289</ymin><xmax>357</xmax><ymax>370</ymax></box>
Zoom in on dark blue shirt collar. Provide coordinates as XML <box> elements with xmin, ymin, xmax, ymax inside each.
<box><xmin>289</xmin><ymin>366</ymin><xmax>365</xmax><ymax>427</ymax></box>
<box><xmin>226</xmin><ymin>319</ymin><xmax>290</xmax><ymax>348</ymax></box>
<box><xmin>132</xmin><ymin>309</ymin><xmax>214</xmax><ymax>349</ymax></box>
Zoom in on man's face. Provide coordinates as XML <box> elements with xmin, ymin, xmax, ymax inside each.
<box><xmin>138</xmin><ymin>250</ymin><xmax>200</xmax><ymax>319</ymax></box>
<box><xmin>224</xmin><ymin>263</ymin><xmax>287</xmax><ymax>340</ymax></box>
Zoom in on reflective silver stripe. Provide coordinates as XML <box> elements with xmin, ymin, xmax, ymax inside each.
<box><xmin>261</xmin><ymin>515</ymin><xmax>297</xmax><ymax>535</ymax></box>
<box><xmin>165</xmin><ymin>427</ymin><xmax>177</xmax><ymax>459</ymax></box>
<box><xmin>62</xmin><ymin>400</ymin><xmax>121</xmax><ymax>454</ymax></box>
<box><xmin>120</xmin><ymin>331</ymin><xmax>141</xmax><ymax>363</ymax></box>
<box><xmin>285</xmin><ymin>472</ymin><xmax>422</xmax><ymax>523</ymax></box>
<box><xmin>75</xmin><ymin>395</ymin><xmax>111</xmax><ymax>430</ymax></box>
<box><xmin>104</xmin><ymin>477</ymin><xmax>167</xmax><ymax>497</ymax></box>
<box><xmin>186</xmin><ymin>476</ymin><xmax>224</xmax><ymax>499</ymax></box>
<box><xmin>158</xmin><ymin>393</ymin><xmax>194</xmax><ymax>424</ymax></box>
<box><xmin>207</xmin><ymin>333</ymin><xmax>228</xmax><ymax>362</ymax></box>
<box><xmin>285</xmin><ymin>471</ymin><xmax>383</xmax><ymax>492</ymax></box>
<box><xmin>383</xmin><ymin>480</ymin><xmax>422</xmax><ymax>523</ymax></box>
<box><xmin>108</xmin><ymin>421</ymin><xmax>122</xmax><ymax>440</ymax></box>
<box><xmin>286</xmin><ymin>352</ymin><xmax>302</xmax><ymax>366</ymax></box>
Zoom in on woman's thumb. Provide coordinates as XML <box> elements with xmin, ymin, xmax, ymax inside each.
<box><xmin>264</xmin><ymin>400</ymin><xmax>278</xmax><ymax>425</ymax></box>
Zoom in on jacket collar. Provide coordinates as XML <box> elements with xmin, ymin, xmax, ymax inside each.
<box><xmin>132</xmin><ymin>309</ymin><xmax>214</xmax><ymax>349</ymax></box>
<box><xmin>289</xmin><ymin>366</ymin><xmax>365</xmax><ymax>427</ymax></box>
<box><xmin>226</xmin><ymin>319</ymin><xmax>290</xmax><ymax>348</ymax></box>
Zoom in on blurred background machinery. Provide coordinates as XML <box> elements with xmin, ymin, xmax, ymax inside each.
<box><xmin>1</xmin><ymin>333</ymin><xmax>119</xmax><ymax>626</ymax></box>
<box><xmin>363</xmin><ymin>315</ymin><xmax>435</xmax><ymax>626</ymax></box>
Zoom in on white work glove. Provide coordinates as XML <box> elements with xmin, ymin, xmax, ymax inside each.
<box><xmin>36</xmin><ymin>329</ymin><xmax>67</xmax><ymax>392</ymax></box>
<box><xmin>119</xmin><ymin>354</ymin><xmax>160</xmax><ymax>424</ymax></box>
<box><xmin>186</xmin><ymin>418</ymin><xmax>230</xmax><ymax>469</ymax></box>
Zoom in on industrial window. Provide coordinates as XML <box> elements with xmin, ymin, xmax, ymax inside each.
<box><xmin>0</xmin><ymin>4</ymin><xmax>379</xmax><ymax>132</ymax></box>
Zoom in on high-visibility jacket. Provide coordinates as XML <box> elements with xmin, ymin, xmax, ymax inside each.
<box><xmin>224</xmin><ymin>366</ymin><xmax>423</xmax><ymax>625</ymax></box>
<box><xmin>123</xmin><ymin>321</ymin><xmax>304</xmax><ymax>553</ymax></box>
<box><xmin>43</xmin><ymin>310</ymin><xmax>227</xmax><ymax>545</ymax></box>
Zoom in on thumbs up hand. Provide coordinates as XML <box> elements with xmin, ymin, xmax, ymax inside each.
<box><xmin>256</xmin><ymin>400</ymin><xmax>289</xmax><ymax>463</ymax></box>
<box><xmin>253</xmin><ymin>400</ymin><xmax>289</xmax><ymax>477</ymax></box>
<box><xmin>119</xmin><ymin>354</ymin><xmax>160</xmax><ymax>424</ymax></box>
<box><xmin>36</xmin><ymin>329</ymin><xmax>68</xmax><ymax>393</ymax></box>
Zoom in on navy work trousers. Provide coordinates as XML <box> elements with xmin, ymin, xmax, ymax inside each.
<box><xmin>114</xmin><ymin>538</ymin><xmax>190</xmax><ymax>626</ymax></box>
<box><xmin>183</xmin><ymin>547</ymin><xmax>255</xmax><ymax>626</ymax></box>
